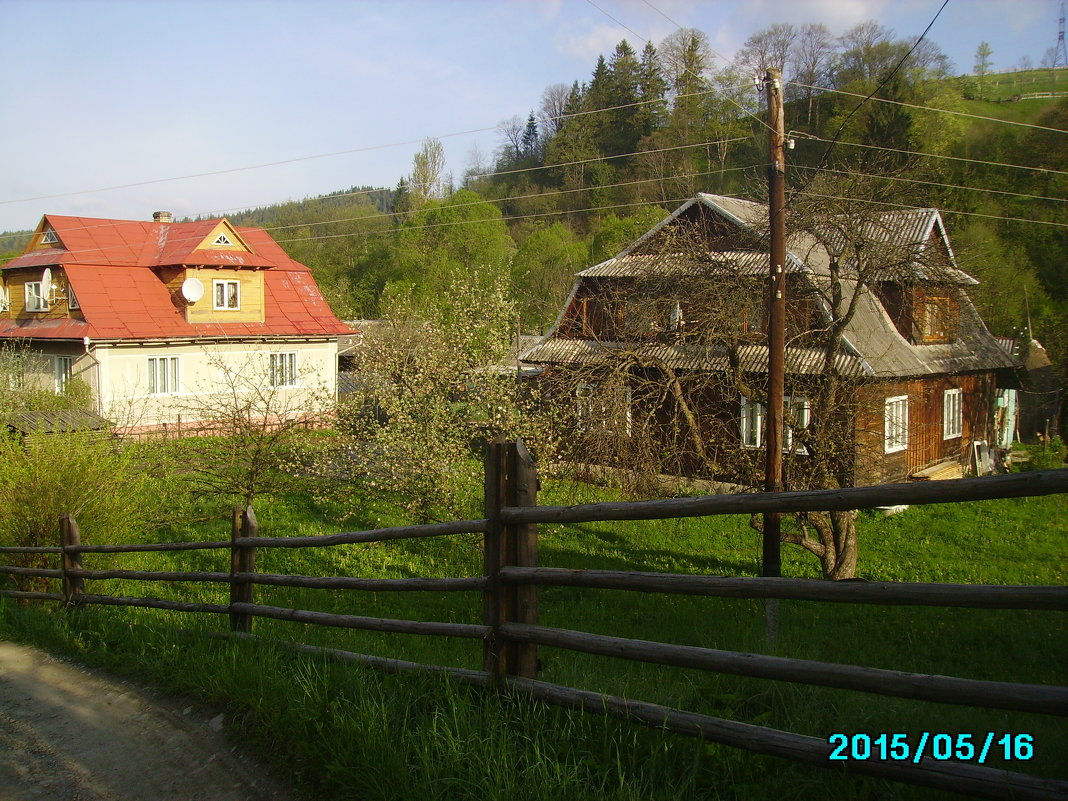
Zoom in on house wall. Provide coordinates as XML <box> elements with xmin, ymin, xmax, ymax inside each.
<box><xmin>4</xmin><ymin>342</ymin><xmax>96</xmax><ymax>398</ymax></box>
<box><xmin>854</xmin><ymin>372</ymin><xmax>996</xmax><ymax>484</ymax></box>
<box><xmin>1</xmin><ymin>268</ymin><xmax>84</xmax><ymax>321</ymax></box>
<box><xmin>159</xmin><ymin>267</ymin><xmax>265</xmax><ymax>324</ymax></box>
<box><xmin>92</xmin><ymin>339</ymin><xmax>338</xmax><ymax>429</ymax></box>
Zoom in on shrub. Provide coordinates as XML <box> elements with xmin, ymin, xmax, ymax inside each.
<box><xmin>0</xmin><ymin>430</ymin><xmax>167</xmax><ymax>588</ymax></box>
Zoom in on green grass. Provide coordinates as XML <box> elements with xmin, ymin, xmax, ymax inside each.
<box><xmin>2</xmin><ymin>464</ymin><xmax>1066</xmax><ymax>800</ymax></box>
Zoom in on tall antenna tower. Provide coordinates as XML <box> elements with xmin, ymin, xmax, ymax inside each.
<box><xmin>1054</xmin><ymin>3</ymin><xmax>1068</xmax><ymax>69</ymax></box>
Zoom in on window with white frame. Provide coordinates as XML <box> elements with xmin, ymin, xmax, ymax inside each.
<box><xmin>784</xmin><ymin>396</ymin><xmax>811</xmax><ymax>454</ymax></box>
<box><xmin>67</xmin><ymin>283</ymin><xmax>80</xmax><ymax>310</ymax></box>
<box><xmin>54</xmin><ymin>356</ymin><xmax>74</xmax><ymax>393</ymax></box>
<box><xmin>269</xmin><ymin>352</ymin><xmax>298</xmax><ymax>387</ymax></box>
<box><xmin>41</xmin><ymin>229</ymin><xmax>59</xmax><ymax>245</ymax></box>
<box><xmin>147</xmin><ymin>356</ymin><xmax>180</xmax><ymax>395</ymax></box>
<box><xmin>884</xmin><ymin>395</ymin><xmax>909</xmax><ymax>453</ymax></box>
<box><xmin>740</xmin><ymin>395</ymin><xmax>810</xmax><ymax>452</ymax></box>
<box><xmin>740</xmin><ymin>396</ymin><xmax>764</xmax><ymax>448</ymax></box>
<box><xmin>213</xmin><ymin>279</ymin><xmax>240</xmax><ymax>310</ymax></box>
<box><xmin>25</xmin><ymin>281</ymin><xmax>49</xmax><ymax>312</ymax></box>
<box><xmin>943</xmin><ymin>388</ymin><xmax>963</xmax><ymax>439</ymax></box>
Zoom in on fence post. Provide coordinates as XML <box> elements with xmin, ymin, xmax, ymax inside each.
<box><xmin>59</xmin><ymin>514</ymin><xmax>85</xmax><ymax>607</ymax></box>
<box><xmin>512</xmin><ymin>438</ymin><xmax>539</xmax><ymax>679</ymax></box>
<box><xmin>483</xmin><ymin>437</ymin><xmax>539</xmax><ymax>684</ymax></box>
<box><xmin>229</xmin><ymin>505</ymin><xmax>257</xmax><ymax>633</ymax></box>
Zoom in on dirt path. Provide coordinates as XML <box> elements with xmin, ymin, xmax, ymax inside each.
<box><xmin>0</xmin><ymin>641</ymin><xmax>295</xmax><ymax>801</ymax></box>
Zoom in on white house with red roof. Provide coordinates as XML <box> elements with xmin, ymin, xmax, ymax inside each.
<box><xmin>0</xmin><ymin>211</ymin><xmax>350</xmax><ymax>430</ymax></box>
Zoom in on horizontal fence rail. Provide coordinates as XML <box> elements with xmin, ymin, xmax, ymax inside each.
<box><xmin>498</xmin><ymin>567</ymin><xmax>1068</xmax><ymax>609</ymax></box>
<box><xmin>501</xmin><ymin>469</ymin><xmax>1068</xmax><ymax>525</ymax></box>
<box><xmin>0</xmin><ymin>445</ymin><xmax>1065</xmax><ymax>801</ymax></box>
<box><xmin>499</xmin><ymin>623</ymin><xmax>1068</xmax><ymax>715</ymax></box>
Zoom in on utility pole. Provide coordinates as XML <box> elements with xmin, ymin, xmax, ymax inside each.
<box><xmin>762</xmin><ymin>68</ymin><xmax>787</xmax><ymax>579</ymax></box>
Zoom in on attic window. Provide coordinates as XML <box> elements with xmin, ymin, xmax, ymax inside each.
<box><xmin>41</xmin><ymin>230</ymin><xmax>58</xmax><ymax>245</ymax></box>
<box><xmin>920</xmin><ymin>296</ymin><xmax>953</xmax><ymax>342</ymax></box>
<box><xmin>213</xmin><ymin>279</ymin><xmax>240</xmax><ymax>310</ymax></box>
<box><xmin>213</xmin><ymin>234</ymin><xmax>233</xmax><ymax>247</ymax></box>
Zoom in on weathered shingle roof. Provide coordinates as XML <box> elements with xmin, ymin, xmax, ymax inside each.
<box><xmin>521</xmin><ymin>337</ymin><xmax>869</xmax><ymax>378</ymax></box>
<box><xmin>522</xmin><ymin>194</ymin><xmax>1017</xmax><ymax>382</ymax></box>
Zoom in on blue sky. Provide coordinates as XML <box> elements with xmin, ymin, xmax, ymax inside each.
<box><xmin>0</xmin><ymin>0</ymin><xmax>1058</xmax><ymax>233</ymax></box>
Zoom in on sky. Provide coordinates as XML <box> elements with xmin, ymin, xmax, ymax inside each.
<box><xmin>0</xmin><ymin>0</ymin><xmax>1059</xmax><ymax>234</ymax></box>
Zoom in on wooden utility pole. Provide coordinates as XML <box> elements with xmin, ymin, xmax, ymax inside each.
<box><xmin>762</xmin><ymin>68</ymin><xmax>787</xmax><ymax>579</ymax></box>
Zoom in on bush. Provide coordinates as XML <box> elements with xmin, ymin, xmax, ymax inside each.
<box><xmin>0</xmin><ymin>431</ymin><xmax>168</xmax><ymax>588</ymax></box>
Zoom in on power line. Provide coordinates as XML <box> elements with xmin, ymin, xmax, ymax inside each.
<box><xmin>0</xmin><ymin>83</ymin><xmax>751</xmax><ymax>212</ymax></box>
<box><xmin>800</xmin><ymin>191</ymin><xmax>1068</xmax><ymax>228</ymax></box>
<box><xmin>790</xmin><ymin>81</ymin><xmax>1068</xmax><ymax>135</ymax></box>
<box><xmin>584</xmin><ymin>0</ymin><xmax>775</xmax><ymax>134</ymax></box>
<box><xmin>792</xmin><ymin>0</ymin><xmax>951</xmax><ymax>199</ymax></box>
<box><xmin>792</xmin><ymin>133</ymin><xmax>1068</xmax><ymax>176</ymax></box>
<box><xmin>0</xmin><ymin>165</ymin><xmax>761</xmax><ymax>265</ymax></box>
<box><xmin>792</xmin><ymin>165</ymin><xmax>1068</xmax><ymax>204</ymax></box>
<box><xmin>0</xmin><ymin>136</ymin><xmax>752</xmax><ymax>244</ymax></box>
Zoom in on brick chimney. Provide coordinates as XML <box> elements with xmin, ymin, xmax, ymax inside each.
<box><xmin>152</xmin><ymin>211</ymin><xmax>173</xmax><ymax>223</ymax></box>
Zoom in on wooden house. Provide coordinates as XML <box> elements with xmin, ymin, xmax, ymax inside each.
<box><xmin>0</xmin><ymin>212</ymin><xmax>350</xmax><ymax>432</ymax></box>
<box><xmin>520</xmin><ymin>194</ymin><xmax>1021</xmax><ymax>487</ymax></box>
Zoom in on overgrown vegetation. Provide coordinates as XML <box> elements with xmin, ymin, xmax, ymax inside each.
<box><xmin>1</xmin><ymin>474</ymin><xmax>1064</xmax><ymax>800</ymax></box>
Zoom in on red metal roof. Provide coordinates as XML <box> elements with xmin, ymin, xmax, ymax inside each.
<box><xmin>1</xmin><ymin>215</ymin><xmax>349</xmax><ymax>340</ymax></box>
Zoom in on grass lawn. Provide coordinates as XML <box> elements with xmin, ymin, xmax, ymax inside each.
<box><xmin>2</xmin><ymin>456</ymin><xmax>1066</xmax><ymax>800</ymax></box>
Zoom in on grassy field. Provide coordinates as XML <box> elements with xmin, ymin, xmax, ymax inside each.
<box><xmin>1</xmin><ymin>451</ymin><xmax>1066</xmax><ymax>800</ymax></box>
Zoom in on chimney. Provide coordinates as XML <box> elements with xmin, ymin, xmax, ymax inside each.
<box><xmin>152</xmin><ymin>211</ymin><xmax>174</xmax><ymax>223</ymax></box>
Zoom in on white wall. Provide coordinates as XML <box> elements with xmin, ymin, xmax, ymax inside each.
<box><xmin>93</xmin><ymin>339</ymin><xmax>338</xmax><ymax>428</ymax></box>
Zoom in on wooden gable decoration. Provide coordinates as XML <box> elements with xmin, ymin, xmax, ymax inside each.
<box><xmin>29</xmin><ymin>222</ymin><xmax>63</xmax><ymax>252</ymax></box>
<box><xmin>194</xmin><ymin>220</ymin><xmax>253</xmax><ymax>253</ymax></box>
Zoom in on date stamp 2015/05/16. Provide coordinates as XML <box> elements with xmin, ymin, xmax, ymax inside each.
<box><xmin>828</xmin><ymin>733</ymin><xmax>1034</xmax><ymax>764</ymax></box>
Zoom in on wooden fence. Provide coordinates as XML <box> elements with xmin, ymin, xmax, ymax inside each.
<box><xmin>2</xmin><ymin>438</ymin><xmax>1067</xmax><ymax>801</ymax></box>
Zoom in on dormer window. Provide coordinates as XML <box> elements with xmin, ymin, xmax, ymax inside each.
<box><xmin>213</xmin><ymin>279</ymin><xmax>240</xmax><ymax>310</ymax></box>
<box><xmin>919</xmin><ymin>296</ymin><xmax>953</xmax><ymax>342</ymax></box>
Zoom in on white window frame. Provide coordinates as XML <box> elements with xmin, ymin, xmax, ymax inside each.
<box><xmin>147</xmin><ymin>356</ymin><xmax>180</xmax><ymax>395</ymax></box>
<box><xmin>884</xmin><ymin>395</ymin><xmax>909</xmax><ymax>453</ymax></box>
<box><xmin>213</xmin><ymin>279</ymin><xmax>240</xmax><ymax>310</ymax></box>
<box><xmin>213</xmin><ymin>234</ymin><xmax>233</xmax><ymax>246</ymax></box>
<box><xmin>67</xmin><ymin>283</ymin><xmax>80</xmax><ymax>310</ymax></box>
<box><xmin>54</xmin><ymin>356</ymin><xmax>74</xmax><ymax>393</ymax></box>
<box><xmin>25</xmin><ymin>281</ymin><xmax>49</xmax><ymax>312</ymax></box>
<box><xmin>41</xmin><ymin>229</ymin><xmax>59</xmax><ymax>245</ymax></box>
<box><xmin>741</xmin><ymin>395</ymin><xmax>810</xmax><ymax>452</ymax></box>
<box><xmin>269</xmin><ymin>352</ymin><xmax>298</xmax><ymax>388</ymax></box>
<box><xmin>943</xmin><ymin>388</ymin><xmax>963</xmax><ymax>440</ymax></box>
<box><xmin>784</xmin><ymin>396</ymin><xmax>811</xmax><ymax>454</ymax></box>
<box><xmin>740</xmin><ymin>395</ymin><xmax>764</xmax><ymax>449</ymax></box>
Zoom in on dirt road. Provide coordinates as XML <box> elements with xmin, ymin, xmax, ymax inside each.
<box><xmin>0</xmin><ymin>642</ymin><xmax>295</xmax><ymax>801</ymax></box>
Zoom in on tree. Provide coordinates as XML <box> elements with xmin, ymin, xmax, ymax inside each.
<box><xmin>734</xmin><ymin>23</ymin><xmax>797</xmax><ymax>80</ymax></box>
<box><xmin>791</xmin><ymin>23</ymin><xmax>836</xmax><ymax>125</ymax></box>
<box><xmin>174</xmin><ymin>349</ymin><xmax>335</xmax><ymax>508</ymax></box>
<box><xmin>338</xmin><ymin>269</ymin><xmax>557</xmax><ymax>522</ymax></box>
<box><xmin>511</xmin><ymin>223</ymin><xmax>589</xmax><ymax>332</ymax></box>
<box><xmin>409</xmin><ymin>138</ymin><xmax>448</xmax><ymax>210</ymax></box>
<box><xmin>392</xmin><ymin>188</ymin><xmax>515</xmax><ymax>302</ymax></box>
<box><xmin>538</xmin><ymin>82</ymin><xmax>571</xmax><ymax>141</ymax></box>
<box><xmin>974</xmin><ymin>41</ymin><xmax>994</xmax><ymax>100</ymax></box>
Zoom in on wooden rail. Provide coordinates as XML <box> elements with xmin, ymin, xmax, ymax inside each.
<box><xmin>1</xmin><ymin>444</ymin><xmax>1065</xmax><ymax>801</ymax></box>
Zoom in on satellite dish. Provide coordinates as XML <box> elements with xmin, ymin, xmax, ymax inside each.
<box><xmin>181</xmin><ymin>277</ymin><xmax>204</xmax><ymax>303</ymax></box>
<box><xmin>41</xmin><ymin>268</ymin><xmax>52</xmax><ymax>295</ymax></box>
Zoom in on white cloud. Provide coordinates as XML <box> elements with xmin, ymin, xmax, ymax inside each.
<box><xmin>555</xmin><ymin>19</ymin><xmax>630</xmax><ymax>61</ymax></box>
